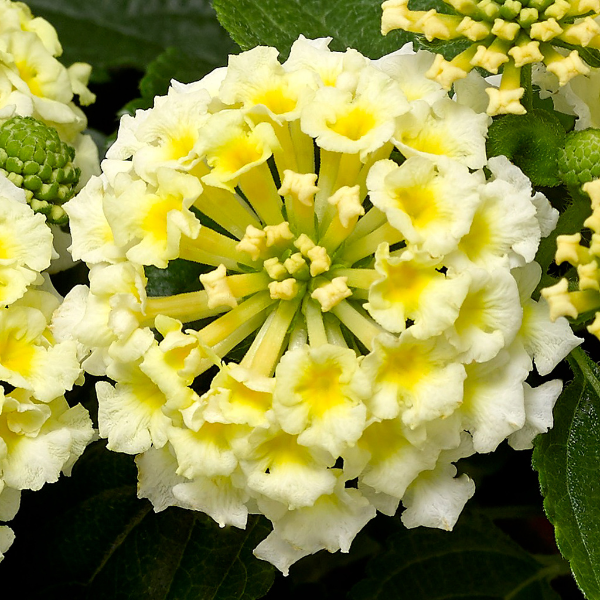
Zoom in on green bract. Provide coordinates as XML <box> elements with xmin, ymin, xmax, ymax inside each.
<box><xmin>558</xmin><ymin>128</ymin><xmax>600</xmax><ymax>187</ymax></box>
<box><xmin>0</xmin><ymin>116</ymin><xmax>80</xmax><ymax>225</ymax></box>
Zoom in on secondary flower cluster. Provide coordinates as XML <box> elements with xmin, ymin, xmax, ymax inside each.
<box><xmin>382</xmin><ymin>0</ymin><xmax>600</xmax><ymax>115</ymax></box>
<box><xmin>60</xmin><ymin>37</ymin><xmax>580</xmax><ymax>573</ymax></box>
<box><xmin>543</xmin><ymin>175</ymin><xmax>600</xmax><ymax>337</ymax></box>
<box><xmin>0</xmin><ymin>175</ymin><xmax>94</xmax><ymax>561</ymax></box>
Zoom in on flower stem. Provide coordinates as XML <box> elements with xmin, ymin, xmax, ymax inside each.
<box><xmin>345</xmin><ymin>206</ymin><xmax>387</xmax><ymax>245</ymax></box>
<box><xmin>290</xmin><ymin>120</ymin><xmax>315</xmax><ymax>174</ymax></box>
<box><xmin>304</xmin><ymin>297</ymin><xmax>328</xmax><ymax>347</ymax></box>
<box><xmin>196</xmin><ymin>291</ymin><xmax>275</xmax><ymax>347</ymax></box>
<box><xmin>520</xmin><ymin>63</ymin><xmax>533</xmax><ymax>112</ymax></box>
<box><xmin>331</xmin><ymin>268</ymin><xmax>379</xmax><ymax>289</ymax></box>
<box><xmin>191</xmin><ymin>164</ymin><xmax>262</xmax><ymax>238</ymax></box>
<box><xmin>144</xmin><ymin>290</ymin><xmax>228</xmax><ymax>325</ymax></box>
<box><xmin>179</xmin><ymin>228</ymin><xmax>258</xmax><ymax>270</ymax></box>
<box><xmin>196</xmin><ymin>309</ymin><xmax>270</xmax><ymax>374</ymax></box>
<box><xmin>330</xmin><ymin>300</ymin><xmax>383</xmax><ymax>351</ymax></box>
<box><xmin>272</xmin><ymin>121</ymin><xmax>299</xmax><ymax>175</ymax></box>
<box><xmin>239</xmin><ymin>163</ymin><xmax>284</xmax><ymax>225</ymax></box>
<box><xmin>324</xmin><ymin>314</ymin><xmax>348</xmax><ymax>347</ymax></box>
<box><xmin>314</xmin><ymin>150</ymin><xmax>341</xmax><ymax>221</ymax></box>
<box><xmin>247</xmin><ymin>295</ymin><xmax>303</xmax><ymax>376</ymax></box>
<box><xmin>339</xmin><ymin>222</ymin><xmax>403</xmax><ymax>265</ymax></box>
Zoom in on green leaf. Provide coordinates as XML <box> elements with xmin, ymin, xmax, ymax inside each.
<box><xmin>350</xmin><ymin>513</ymin><xmax>568</xmax><ymax>600</ymax></box>
<box><xmin>145</xmin><ymin>258</ymin><xmax>209</xmax><ymax>297</ymax></box>
<box><xmin>533</xmin><ymin>347</ymin><xmax>600</xmax><ymax>599</ymax></box>
<box><xmin>486</xmin><ymin>109</ymin><xmax>567</xmax><ymax>188</ymax></box>
<box><xmin>89</xmin><ymin>509</ymin><xmax>275</xmax><ymax>600</ymax></box>
<box><xmin>5</xmin><ymin>441</ymin><xmax>275</xmax><ymax>599</ymax></box>
<box><xmin>26</xmin><ymin>0</ymin><xmax>236</xmax><ymax>72</ymax></box>
<box><xmin>122</xmin><ymin>47</ymin><xmax>217</xmax><ymax>114</ymax></box>
<box><xmin>212</xmin><ymin>0</ymin><xmax>413</xmax><ymax>60</ymax></box>
<box><xmin>413</xmin><ymin>35</ymin><xmax>472</xmax><ymax>61</ymax></box>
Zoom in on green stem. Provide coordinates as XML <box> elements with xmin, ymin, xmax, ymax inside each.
<box><xmin>521</xmin><ymin>63</ymin><xmax>533</xmax><ymax>113</ymax></box>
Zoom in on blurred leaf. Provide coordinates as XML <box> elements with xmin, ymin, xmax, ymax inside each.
<box><xmin>212</xmin><ymin>0</ymin><xmax>413</xmax><ymax>60</ymax></box>
<box><xmin>122</xmin><ymin>47</ymin><xmax>217</xmax><ymax>114</ymax></box>
<box><xmin>350</xmin><ymin>512</ymin><xmax>567</xmax><ymax>600</ymax></box>
<box><xmin>5</xmin><ymin>441</ymin><xmax>275</xmax><ymax>599</ymax></box>
<box><xmin>26</xmin><ymin>0</ymin><xmax>236</xmax><ymax>71</ymax></box>
<box><xmin>533</xmin><ymin>347</ymin><xmax>600</xmax><ymax>600</ymax></box>
<box><xmin>487</xmin><ymin>109</ymin><xmax>566</xmax><ymax>188</ymax></box>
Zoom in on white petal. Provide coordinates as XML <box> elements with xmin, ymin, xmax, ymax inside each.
<box><xmin>509</xmin><ymin>380</ymin><xmax>563</xmax><ymax>450</ymax></box>
<box><xmin>401</xmin><ymin>462</ymin><xmax>475</xmax><ymax>531</ymax></box>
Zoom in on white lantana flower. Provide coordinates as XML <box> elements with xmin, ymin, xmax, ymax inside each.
<box><xmin>535</xmin><ymin>65</ymin><xmax>600</xmax><ymax>130</ymax></box>
<box><xmin>0</xmin><ymin>181</ymin><xmax>52</xmax><ymax>306</ymax></box>
<box><xmin>0</xmin><ymin>384</ymin><xmax>94</xmax><ymax>558</ymax></box>
<box><xmin>59</xmin><ymin>37</ymin><xmax>578</xmax><ymax>573</ymax></box>
<box><xmin>0</xmin><ymin>0</ymin><xmax>95</xmax><ymax>141</ymax></box>
<box><xmin>0</xmin><ymin>525</ymin><xmax>14</xmax><ymax>562</ymax></box>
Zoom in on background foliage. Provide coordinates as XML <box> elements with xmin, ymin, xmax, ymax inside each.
<box><xmin>6</xmin><ymin>0</ymin><xmax>600</xmax><ymax>598</ymax></box>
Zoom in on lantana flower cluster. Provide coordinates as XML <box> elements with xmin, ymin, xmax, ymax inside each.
<box><xmin>543</xmin><ymin>176</ymin><xmax>600</xmax><ymax>336</ymax></box>
<box><xmin>0</xmin><ymin>175</ymin><xmax>94</xmax><ymax>561</ymax></box>
<box><xmin>59</xmin><ymin>37</ymin><xmax>580</xmax><ymax>573</ymax></box>
<box><xmin>382</xmin><ymin>0</ymin><xmax>600</xmax><ymax>116</ymax></box>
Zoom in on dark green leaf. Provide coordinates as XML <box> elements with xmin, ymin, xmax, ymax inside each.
<box><xmin>90</xmin><ymin>510</ymin><xmax>275</xmax><ymax>600</ymax></box>
<box><xmin>533</xmin><ymin>347</ymin><xmax>600</xmax><ymax>599</ymax></box>
<box><xmin>26</xmin><ymin>0</ymin><xmax>236</xmax><ymax>72</ymax></box>
<box><xmin>533</xmin><ymin>94</ymin><xmax>576</xmax><ymax>133</ymax></box>
<box><xmin>5</xmin><ymin>441</ymin><xmax>275</xmax><ymax>599</ymax></box>
<box><xmin>145</xmin><ymin>259</ymin><xmax>208</xmax><ymax>297</ymax></box>
<box><xmin>212</xmin><ymin>0</ymin><xmax>413</xmax><ymax>60</ymax></box>
<box><xmin>487</xmin><ymin>109</ymin><xmax>566</xmax><ymax>187</ymax></box>
<box><xmin>413</xmin><ymin>35</ymin><xmax>472</xmax><ymax>61</ymax></box>
<box><xmin>122</xmin><ymin>47</ymin><xmax>217</xmax><ymax>114</ymax></box>
<box><xmin>407</xmin><ymin>2</ymin><xmax>470</xmax><ymax>64</ymax></box>
<box><xmin>350</xmin><ymin>512</ymin><xmax>568</xmax><ymax>600</ymax></box>
<box><xmin>410</xmin><ymin>0</ymin><xmax>456</xmax><ymax>12</ymax></box>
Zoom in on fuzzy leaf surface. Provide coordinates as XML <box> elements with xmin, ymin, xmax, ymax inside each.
<box><xmin>534</xmin><ymin>347</ymin><xmax>600</xmax><ymax>599</ymax></box>
<box><xmin>212</xmin><ymin>0</ymin><xmax>412</xmax><ymax>59</ymax></box>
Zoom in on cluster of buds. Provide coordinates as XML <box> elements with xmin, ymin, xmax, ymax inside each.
<box><xmin>57</xmin><ymin>37</ymin><xmax>579</xmax><ymax>573</ymax></box>
<box><xmin>382</xmin><ymin>0</ymin><xmax>600</xmax><ymax>115</ymax></box>
<box><xmin>0</xmin><ymin>116</ymin><xmax>80</xmax><ymax>224</ymax></box>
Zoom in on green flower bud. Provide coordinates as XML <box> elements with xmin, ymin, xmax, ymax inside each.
<box><xmin>558</xmin><ymin>129</ymin><xmax>600</xmax><ymax>187</ymax></box>
<box><xmin>0</xmin><ymin>116</ymin><xmax>80</xmax><ymax>224</ymax></box>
